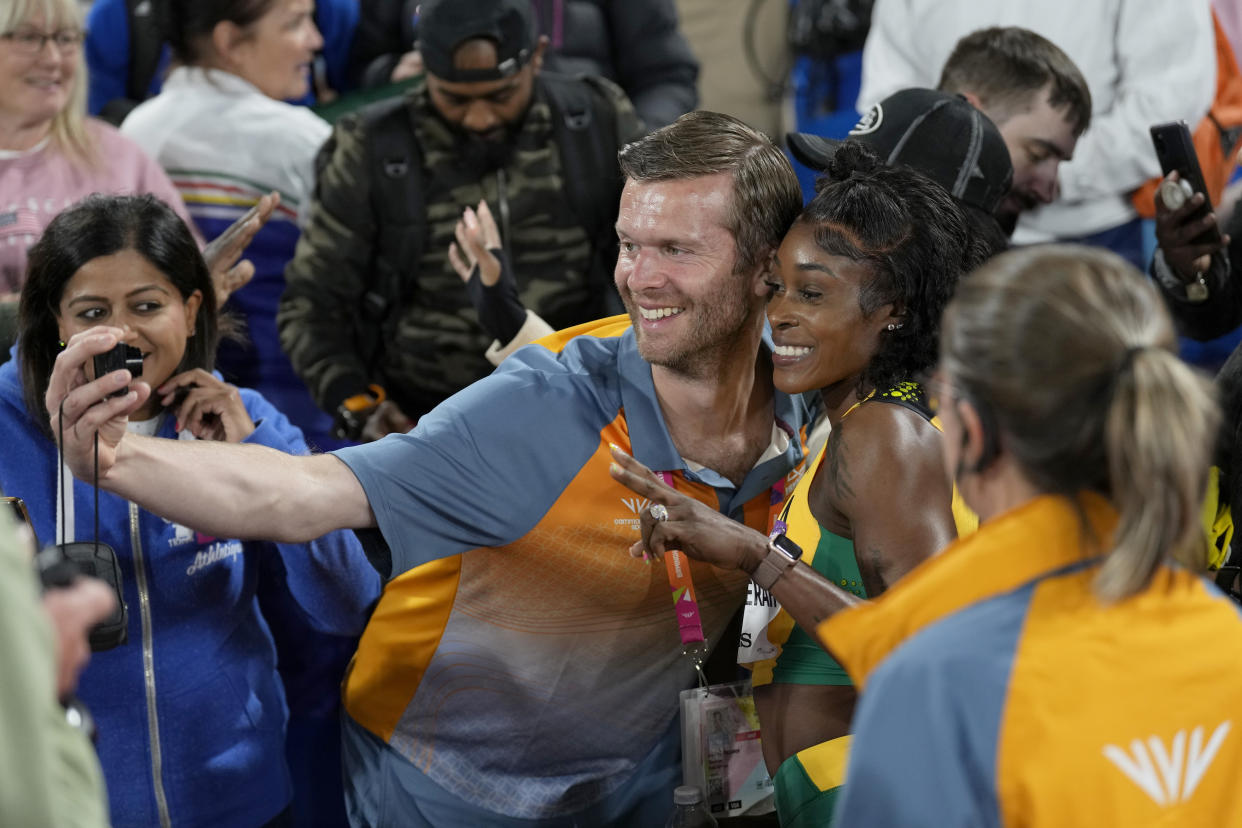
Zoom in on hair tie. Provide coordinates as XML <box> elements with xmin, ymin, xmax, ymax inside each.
<box><xmin>1108</xmin><ymin>345</ymin><xmax>1149</xmax><ymax>402</ymax></box>
<box><xmin>1118</xmin><ymin>345</ymin><xmax>1147</xmax><ymax>374</ymax></box>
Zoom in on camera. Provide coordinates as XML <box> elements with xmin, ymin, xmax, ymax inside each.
<box><xmin>6</xmin><ymin>494</ymin><xmax>128</xmax><ymax>745</ymax></box>
<box><xmin>93</xmin><ymin>342</ymin><xmax>143</xmax><ymax>397</ymax></box>
<box><xmin>5</xmin><ymin>496</ymin><xmax>128</xmax><ymax>652</ymax></box>
<box><xmin>36</xmin><ymin>544</ymin><xmax>128</xmax><ymax>651</ymax></box>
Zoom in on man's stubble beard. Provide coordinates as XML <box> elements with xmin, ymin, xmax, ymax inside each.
<box><xmin>628</xmin><ymin>273</ymin><xmax>760</xmax><ymax>380</ymax></box>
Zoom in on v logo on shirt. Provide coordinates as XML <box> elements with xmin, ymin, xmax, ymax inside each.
<box><xmin>1102</xmin><ymin>721</ymin><xmax>1232</xmax><ymax>806</ymax></box>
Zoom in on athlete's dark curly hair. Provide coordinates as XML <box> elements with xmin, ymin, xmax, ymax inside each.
<box><xmin>804</xmin><ymin>141</ymin><xmax>988</xmax><ymax>396</ymax></box>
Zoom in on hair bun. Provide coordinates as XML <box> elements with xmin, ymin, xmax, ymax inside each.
<box><xmin>827</xmin><ymin>141</ymin><xmax>882</xmax><ymax>181</ymax></box>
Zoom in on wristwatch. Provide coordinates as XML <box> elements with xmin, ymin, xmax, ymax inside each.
<box><xmin>752</xmin><ymin>533</ymin><xmax>803</xmax><ymax>591</ymax></box>
<box><xmin>1152</xmin><ymin>249</ymin><xmax>1211</xmax><ymax>304</ymax></box>
<box><xmin>335</xmin><ymin>384</ymin><xmax>386</xmax><ymax>440</ymax></box>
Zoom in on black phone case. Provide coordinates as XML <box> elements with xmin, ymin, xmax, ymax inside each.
<box><xmin>1151</xmin><ymin>121</ymin><xmax>1212</xmax><ymax>202</ymax></box>
<box><xmin>1150</xmin><ymin>120</ymin><xmax>1219</xmax><ymax>244</ymax></box>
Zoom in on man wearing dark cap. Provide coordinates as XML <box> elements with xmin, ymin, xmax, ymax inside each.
<box><xmin>280</xmin><ymin>0</ymin><xmax>643</xmax><ymax>441</ymax></box>
<box><xmin>788</xmin><ymin>87</ymin><xmax>1014</xmax><ymax>256</ymax></box>
<box><xmin>346</xmin><ymin>0</ymin><xmax>700</xmax><ymax>129</ymax></box>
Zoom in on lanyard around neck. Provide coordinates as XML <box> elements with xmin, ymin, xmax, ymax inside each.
<box><xmin>658</xmin><ymin>471</ymin><xmax>706</xmax><ymax>651</ymax></box>
<box><xmin>656</xmin><ymin>470</ymin><xmax>790</xmax><ymax>657</ymax></box>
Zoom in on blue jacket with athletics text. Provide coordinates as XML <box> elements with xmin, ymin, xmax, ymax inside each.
<box><xmin>0</xmin><ymin>351</ymin><xmax>380</xmax><ymax>828</ymax></box>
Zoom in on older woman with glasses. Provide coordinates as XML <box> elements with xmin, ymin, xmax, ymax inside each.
<box><xmin>0</xmin><ymin>0</ymin><xmax>270</xmax><ymax>326</ymax></box>
<box><xmin>0</xmin><ymin>0</ymin><xmax>188</xmax><ymax>296</ymax></box>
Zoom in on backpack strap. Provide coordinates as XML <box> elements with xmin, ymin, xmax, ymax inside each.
<box><xmin>315</xmin><ymin>95</ymin><xmax>426</xmax><ymax>372</ymax></box>
<box><xmin>541</xmin><ymin>73</ymin><xmax>616</xmax><ymax>246</ymax></box>
<box><xmin>540</xmin><ymin>72</ymin><xmax>635</xmax><ymax>315</ymax></box>
<box><xmin>125</xmin><ymin>0</ymin><xmax>165</xmax><ymax>103</ymax></box>
<box><xmin>365</xmin><ymin>97</ymin><xmax>425</xmax><ymax>324</ymax></box>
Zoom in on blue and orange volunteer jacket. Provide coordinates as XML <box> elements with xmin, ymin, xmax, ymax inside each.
<box><xmin>331</xmin><ymin>316</ymin><xmax>806</xmax><ymax>818</ymax></box>
<box><xmin>820</xmin><ymin>492</ymin><xmax>1242</xmax><ymax>826</ymax></box>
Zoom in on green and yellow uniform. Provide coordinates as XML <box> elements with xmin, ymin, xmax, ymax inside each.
<box><xmin>754</xmin><ymin>382</ymin><xmax>976</xmax><ymax>826</ymax></box>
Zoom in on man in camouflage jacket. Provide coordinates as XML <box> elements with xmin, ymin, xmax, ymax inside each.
<box><xmin>279</xmin><ymin>0</ymin><xmax>641</xmax><ymax>440</ymax></box>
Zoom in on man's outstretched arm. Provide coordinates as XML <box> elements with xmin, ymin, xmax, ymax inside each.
<box><xmin>49</xmin><ymin>328</ymin><xmax>375</xmax><ymax>543</ymax></box>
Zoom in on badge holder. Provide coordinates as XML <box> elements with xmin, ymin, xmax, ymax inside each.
<box><xmin>658</xmin><ymin>472</ymin><xmax>777</xmax><ymax>818</ymax></box>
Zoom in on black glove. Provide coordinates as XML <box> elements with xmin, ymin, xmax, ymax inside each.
<box><xmin>465</xmin><ymin>247</ymin><xmax>527</xmax><ymax>344</ymax></box>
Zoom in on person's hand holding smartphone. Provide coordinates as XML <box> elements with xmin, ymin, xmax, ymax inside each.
<box><xmin>1151</xmin><ymin>122</ymin><xmax>1230</xmax><ymax>290</ymax></box>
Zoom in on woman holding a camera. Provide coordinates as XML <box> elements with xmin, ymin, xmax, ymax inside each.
<box><xmin>0</xmin><ymin>194</ymin><xmax>379</xmax><ymax>828</ymax></box>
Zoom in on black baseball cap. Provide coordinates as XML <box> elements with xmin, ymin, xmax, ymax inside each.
<box><xmin>418</xmin><ymin>0</ymin><xmax>537</xmax><ymax>83</ymax></box>
<box><xmin>787</xmin><ymin>88</ymin><xmax>1014</xmax><ymax>215</ymax></box>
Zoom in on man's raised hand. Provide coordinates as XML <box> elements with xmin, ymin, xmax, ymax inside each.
<box><xmin>46</xmin><ymin>328</ymin><xmax>149</xmax><ymax>482</ymax></box>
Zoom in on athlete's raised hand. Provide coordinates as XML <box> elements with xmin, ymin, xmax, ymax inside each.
<box><xmin>608</xmin><ymin>444</ymin><xmax>767</xmax><ymax>572</ymax></box>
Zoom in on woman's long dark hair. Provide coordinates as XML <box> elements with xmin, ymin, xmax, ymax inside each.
<box><xmin>19</xmin><ymin>194</ymin><xmax>219</xmax><ymax>436</ymax></box>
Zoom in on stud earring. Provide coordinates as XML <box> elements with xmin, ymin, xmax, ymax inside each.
<box><xmin>886</xmin><ymin>322</ymin><xmax>904</xmax><ymax>331</ymax></box>
<box><xmin>57</xmin><ymin>340</ymin><xmax>66</xmax><ymax>349</ymax></box>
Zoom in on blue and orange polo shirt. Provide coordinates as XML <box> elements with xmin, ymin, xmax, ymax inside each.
<box><xmin>332</xmin><ymin>316</ymin><xmax>806</xmax><ymax>818</ymax></box>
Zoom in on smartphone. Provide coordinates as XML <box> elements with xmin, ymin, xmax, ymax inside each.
<box><xmin>1150</xmin><ymin>120</ymin><xmax>1221</xmax><ymax>244</ymax></box>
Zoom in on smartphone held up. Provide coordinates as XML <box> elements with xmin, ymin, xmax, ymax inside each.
<box><xmin>1150</xmin><ymin>120</ymin><xmax>1222</xmax><ymax>246</ymax></box>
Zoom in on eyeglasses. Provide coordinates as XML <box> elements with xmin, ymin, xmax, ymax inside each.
<box><xmin>1</xmin><ymin>28</ymin><xmax>84</xmax><ymax>55</ymax></box>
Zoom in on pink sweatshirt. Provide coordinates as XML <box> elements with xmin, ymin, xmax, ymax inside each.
<box><xmin>0</xmin><ymin>118</ymin><xmax>194</xmax><ymax>292</ymax></box>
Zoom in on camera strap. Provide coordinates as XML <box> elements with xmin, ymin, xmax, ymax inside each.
<box><xmin>55</xmin><ymin>399</ymin><xmax>128</xmax><ymax>651</ymax></box>
<box><xmin>56</xmin><ymin>399</ymin><xmax>102</xmax><ymax>549</ymax></box>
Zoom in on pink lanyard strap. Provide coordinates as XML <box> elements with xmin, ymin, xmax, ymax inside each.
<box><xmin>658</xmin><ymin>471</ymin><xmax>706</xmax><ymax>648</ymax></box>
<box><xmin>656</xmin><ymin>471</ymin><xmax>790</xmax><ymax>649</ymax></box>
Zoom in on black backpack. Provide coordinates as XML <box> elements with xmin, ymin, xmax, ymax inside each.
<box><xmin>788</xmin><ymin>0</ymin><xmax>875</xmax><ymax>60</ymax></box>
<box><xmin>318</xmin><ymin>72</ymin><xmax>634</xmax><ymax>368</ymax></box>
<box><xmin>98</xmin><ymin>0</ymin><xmax>166</xmax><ymax>126</ymax></box>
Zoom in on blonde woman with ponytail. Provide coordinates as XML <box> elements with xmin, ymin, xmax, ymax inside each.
<box><xmin>820</xmin><ymin>245</ymin><xmax>1242</xmax><ymax>826</ymax></box>
<box><xmin>611</xmin><ymin>244</ymin><xmax>1242</xmax><ymax>827</ymax></box>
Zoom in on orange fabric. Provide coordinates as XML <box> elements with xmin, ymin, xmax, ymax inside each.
<box><xmin>531</xmin><ymin>314</ymin><xmax>633</xmax><ymax>351</ymax></box>
<box><xmin>1132</xmin><ymin>11</ymin><xmax>1242</xmax><ymax>217</ymax></box>
<box><xmin>342</xmin><ymin>318</ymin><xmax>635</xmax><ymax>742</ymax></box>
<box><xmin>342</xmin><ymin>412</ymin><xmax>759</xmax><ymax>747</ymax></box>
<box><xmin>816</xmin><ymin>493</ymin><xmax>1117</xmax><ymax>692</ymax></box>
<box><xmin>995</xmin><ymin>566</ymin><xmax>1242</xmax><ymax>826</ymax></box>
<box><xmin>344</xmin><ymin>556</ymin><xmax>463</xmax><ymax>742</ymax></box>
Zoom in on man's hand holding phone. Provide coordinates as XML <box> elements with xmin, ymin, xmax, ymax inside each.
<box><xmin>47</xmin><ymin>328</ymin><xmax>150</xmax><ymax>483</ymax></box>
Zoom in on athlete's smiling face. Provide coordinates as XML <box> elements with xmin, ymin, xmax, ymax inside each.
<box><xmin>56</xmin><ymin>249</ymin><xmax>201</xmax><ymax>419</ymax></box>
<box><xmin>765</xmin><ymin>220</ymin><xmax>897</xmax><ymax>396</ymax></box>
